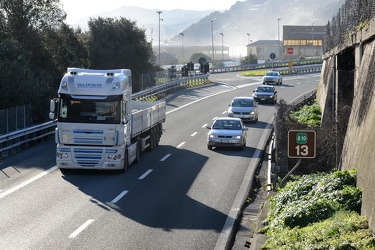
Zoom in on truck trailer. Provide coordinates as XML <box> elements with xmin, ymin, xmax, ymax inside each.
<box><xmin>49</xmin><ymin>68</ymin><xmax>166</xmax><ymax>171</ymax></box>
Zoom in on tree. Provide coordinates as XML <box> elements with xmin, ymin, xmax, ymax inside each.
<box><xmin>241</xmin><ymin>54</ymin><xmax>258</xmax><ymax>65</ymax></box>
<box><xmin>190</xmin><ymin>53</ymin><xmax>212</xmax><ymax>64</ymax></box>
<box><xmin>0</xmin><ymin>0</ymin><xmax>88</xmax><ymax>122</ymax></box>
<box><xmin>87</xmin><ymin>17</ymin><xmax>154</xmax><ymax>92</ymax></box>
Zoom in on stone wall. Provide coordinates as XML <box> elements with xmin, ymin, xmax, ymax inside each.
<box><xmin>319</xmin><ymin>18</ymin><xmax>375</xmax><ymax>232</ymax></box>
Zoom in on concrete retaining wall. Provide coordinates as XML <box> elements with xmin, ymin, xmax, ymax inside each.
<box><xmin>319</xmin><ymin>18</ymin><xmax>375</xmax><ymax>232</ymax></box>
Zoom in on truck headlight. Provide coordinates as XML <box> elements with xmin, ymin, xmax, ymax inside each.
<box><xmin>57</xmin><ymin>152</ymin><xmax>69</xmax><ymax>158</ymax></box>
<box><xmin>108</xmin><ymin>154</ymin><xmax>122</xmax><ymax>160</ymax></box>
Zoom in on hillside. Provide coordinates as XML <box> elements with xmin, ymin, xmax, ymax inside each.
<box><xmin>70</xmin><ymin>0</ymin><xmax>345</xmax><ymax>47</ymax></box>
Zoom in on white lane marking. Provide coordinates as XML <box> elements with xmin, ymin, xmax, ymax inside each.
<box><xmin>202</xmin><ymin>124</ymin><xmax>208</xmax><ymax>128</ymax></box>
<box><xmin>0</xmin><ymin>166</ymin><xmax>58</xmax><ymax>199</ymax></box>
<box><xmin>222</xmin><ymin>111</ymin><xmax>227</xmax><ymax>114</ymax></box>
<box><xmin>191</xmin><ymin>132</ymin><xmax>198</xmax><ymax>137</ymax></box>
<box><xmin>212</xmin><ymin>117</ymin><xmax>218</xmax><ymax>120</ymax></box>
<box><xmin>166</xmin><ymin>88</ymin><xmax>235</xmax><ymax>115</ymax></box>
<box><xmin>177</xmin><ymin>142</ymin><xmax>185</xmax><ymax>148</ymax></box>
<box><xmin>138</xmin><ymin>169</ymin><xmax>153</xmax><ymax>180</ymax></box>
<box><xmin>160</xmin><ymin>154</ymin><xmax>171</xmax><ymax>162</ymax></box>
<box><xmin>111</xmin><ymin>190</ymin><xmax>128</xmax><ymax>203</ymax></box>
<box><xmin>215</xmin><ymin>121</ymin><xmax>272</xmax><ymax>250</ymax></box>
<box><xmin>69</xmin><ymin>219</ymin><xmax>94</xmax><ymax>239</ymax></box>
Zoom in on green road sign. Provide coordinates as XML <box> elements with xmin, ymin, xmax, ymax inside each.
<box><xmin>296</xmin><ymin>133</ymin><xmax>307</xmax><ymax>144</ymax></box>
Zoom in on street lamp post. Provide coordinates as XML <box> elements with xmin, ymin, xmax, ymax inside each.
<box><xmin>220</xmin><ymin>33</ymin><xmax>224</xmax><ymax>62</ymax></box>
<box><xmin>211</xmin><ymin>19</ymin><xmax>215</xmax><ymax>64</ymax></box>
<box><xmin>278</xmin><ymin>18</ymin><xmax>281</xmax><ymax>60</ymax></box>
<box><xmin>156</xmin><ymin>11</ymin><xmax>163</xmax><ymax>66</ymax></box>
<box><xmin>247</xmin><ymin>33</ymin><xmax>251</xmax><ymax>65</ymax></box>
<box><xmin>179</xmin><ymin>32</ymin><xmax>184</xmax><ymax>64</ymax></box>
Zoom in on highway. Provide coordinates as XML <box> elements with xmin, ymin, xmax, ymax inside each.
<box><xmin>0</xmin><ymin>71</ymin><xmax>319</xmax><ymax>249</ymax></box>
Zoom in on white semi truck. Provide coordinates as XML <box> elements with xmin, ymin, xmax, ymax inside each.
<box><xmin>49</xmin><ymin>68</ymin><xmax>166</xmax><ymax>171</ymax></box>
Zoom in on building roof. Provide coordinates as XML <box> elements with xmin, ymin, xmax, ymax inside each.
<box><xmin>283</xmin><ymin>25</ymin><xmax>325</xmax><ymax>40</ymax></box>
<box><xmin>249</xmin><ymin>40</ymin><xmax>282</xmax><ymax>46</ymax></box>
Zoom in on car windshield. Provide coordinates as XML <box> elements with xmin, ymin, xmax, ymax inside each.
<box><xmin>213</xmin><ymin>120</ymin><xmax>242</xmax><ymax>130</ymax></box>
<box><xmin>266</xmin><ymin>72</ymin><xmax>278</xmax><ymax>76</ymax></box>
<box><xmin>256</xmin><ymin>87</ymin><xmax>274</xmax><ymax>93</ymax></box>
<box><xmin>232</xmin><ymin>99</ymin><xmax>254</xmax><ymax>107</ymax></box>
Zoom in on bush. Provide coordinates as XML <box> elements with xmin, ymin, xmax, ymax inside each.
<box><xmin>290</xmin><ymin>103</ymin><xmax>321</xmax><ymax>128</ymax></box>
<box><xmin>261</xmin><ymin>169</ymin><xmax>361</xmax><ymax>234</ymax></box>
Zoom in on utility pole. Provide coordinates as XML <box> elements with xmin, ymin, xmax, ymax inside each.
<box><xmin>156</xmin><ymin>11</ymin><xmax>163</xmax><ymax>65</ymax></box>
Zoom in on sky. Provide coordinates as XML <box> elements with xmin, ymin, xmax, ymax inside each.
<box><xmin>60</xmin><ymin>0</ymin><xmax>241</xmax><ymax>24</ymax></box>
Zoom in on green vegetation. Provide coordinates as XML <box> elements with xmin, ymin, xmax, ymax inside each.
<box><xmin>0</xmin><ymin>1</ymin><xmax>154</xmax><ymax>122</ymax></box>
<box><xmin>290</xmin><ymin>103</ymin><xmax>322</xmax><ymax>128</ymax></box>
<box><xmin>260</xmin><ymin>169</ymin><xmax>375</xmax><ymax>249</ymax></box>
<box><xmin>241</xmin><ymin>70</ymin><xmax>270</xmax><ymax>77</ymax></box>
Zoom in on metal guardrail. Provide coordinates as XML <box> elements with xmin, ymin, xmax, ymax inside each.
<box><xmin>0</xmin><ymin>121</ymin><xmax>56</xmax><ymax>158</ymax></box>
<box><xmin>133</xmin><ymin>74</ymin><xmax>209</xmax><ymax>100</ymax></box>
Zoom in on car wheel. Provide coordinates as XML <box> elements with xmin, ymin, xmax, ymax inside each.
<box><xmin>208</xmin><ymin>145</ymin><xmax>212</xmax><ymax>150</ymax></box>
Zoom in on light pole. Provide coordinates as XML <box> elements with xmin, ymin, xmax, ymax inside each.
<box><xmin>247</xmin><ymin>33</ymin><xmax>251</xmax><ymax>65</ymax></box>
<box><xmin>278</xmin><ymin>18</ymin><xmax>281</xmax><ymax>60</ymax></box>
<box><xmin>220</xmin><ymin>33</ymin><xmax>224</xmax><ymax>62</ymax></box>
<box><xmin>156</xmin><ymin>11</ymin><xmax>163</xmax><ymax>65</ymax></box>
<box><xmin>211</xmin><ymin>19</ymin><xmax>215</xmax><ymax>64</ymax></box>
<box><xmin>179</xmin><ymin>32</ymin><xmax>184</xmax><ymax>64</ymax></box>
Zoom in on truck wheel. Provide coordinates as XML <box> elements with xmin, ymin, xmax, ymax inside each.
<box><xmin>155</xmin><ymin>125</ymin><xmax>160</xmax><ymax>147</ymax></box>
<box><xmin>121</xmin><ymin>150</ymin><xmax>128</xmax><ymax>172</ymax></box>
<box><xmin>134</xmin><ymin>138</ymin><xmax>141</xmax><ymax>164</ymax></box>
<box><xmin>148</xmin><ymin>128</ymin><xmax>155</xmax><ymax>152</ymax></box>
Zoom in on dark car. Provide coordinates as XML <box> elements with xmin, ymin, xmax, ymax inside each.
<box><xmin>252</xmin><ymin>85</ymin><xmax>278</xmax><ymax>104</ymax></box>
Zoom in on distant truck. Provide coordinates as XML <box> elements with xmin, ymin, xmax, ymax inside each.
<box><xmin>49</xmin><ymin>68</ymin><xmax>166</xmax><ymax>171</ymax></box>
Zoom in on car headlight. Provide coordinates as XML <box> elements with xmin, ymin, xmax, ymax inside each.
<box><xmin>228</xmin><ymin>110</ymin><xmax>233</xmax><ymax>115</ymax></box>
<box><xmin>209</xmin><ymin>134</ymin><xmax>216</xmax><ymax>139</ymax></box>
<box><xmin>250</xmin><ymin>111</ymin><xmax>255</xmax><ymax>115</ymax></box>
<box><xmin>235</xmin><ymin>135</ymin><xmax>242</xmax><ymax>139</ymax></box>
<box><xmin>269</xmin><ymin>95</ymin><xmax>274</xmax><ymax>98</ymax></box>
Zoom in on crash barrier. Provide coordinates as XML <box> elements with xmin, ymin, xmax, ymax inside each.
<box><xmin>211</xmin><ymin>59</ymin><xmax>322</xmax><ymax>73</ymax></box>
<box><xmin>133</xmin><ymin>74</ymin><xmax>209</xmax><ymax>101</ymax></box>
<box><xmin>0</xmin><ymin>121</ymin><xmax>56</xmax><ymax>158</ymax></box>
<box><xmin>0</xmin><ymin>75</ymin><xmax>209</xmax><ymax>159</ymax></box>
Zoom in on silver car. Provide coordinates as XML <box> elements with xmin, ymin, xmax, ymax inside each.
<box><xmin>207</xmin><ymin>117</ymin><xmax>248</xmax><ymax>150</ymax></box>
<box><xmin>227</xmin><ymin>96</ymin><xmax>258</xmax><ymax>123</ymax></box>
<box><xmin>262</xmin><ymin>71</ymin><xmax>283</xmax><ymax>85</ymax></box>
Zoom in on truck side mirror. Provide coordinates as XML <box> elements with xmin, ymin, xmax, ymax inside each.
<box><xmin>49</xmin><ymin>98</ymin><xmax>58</xmax><ymax>120</ymax></box>
<box><xmin>125</xmin><ymin>102</ymin><xmax>132</xmax><ymax>122</ymax></box>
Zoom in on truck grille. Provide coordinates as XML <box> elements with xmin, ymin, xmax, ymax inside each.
<box><xmin>73</xmin><ymin>148</ymin><xmax>103</xmax><ymax>166</ymax></box>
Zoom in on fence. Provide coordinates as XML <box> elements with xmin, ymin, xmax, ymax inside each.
<box><xmin>0</xmin><ymin>104</ymin><xmax>33</xmax><ymax>135</ymax></box>
<box><xmin>324</xmin><ymin>0</ymin><xmax>375</xmax><ymax>52</ymax></box>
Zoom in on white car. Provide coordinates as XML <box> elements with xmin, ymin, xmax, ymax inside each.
<box><xmin>227</xmin><ymin>96</ymin><xmax>258</xmax><ymax>123</ymax></box>
<box><xmin>207</xmin><ymin>117</ymin><xmax>248</xmax><ymax>150</ymax></box>
<box><xmin>262</xmin><ymin>71</ymin><xmax>283</xmax><ymax>85</ymax></box>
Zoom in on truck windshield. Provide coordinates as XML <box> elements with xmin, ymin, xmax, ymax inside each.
<box><xmin>58</xmin><ymin>98</ymin><xmax>121</xmax><ymax>124</ymax></box>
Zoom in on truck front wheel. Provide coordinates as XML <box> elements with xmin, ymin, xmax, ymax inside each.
<box><xmin>121</xmin><ymin>150</ymin><xmax>128</xmax><ymax>172</ymax></box>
